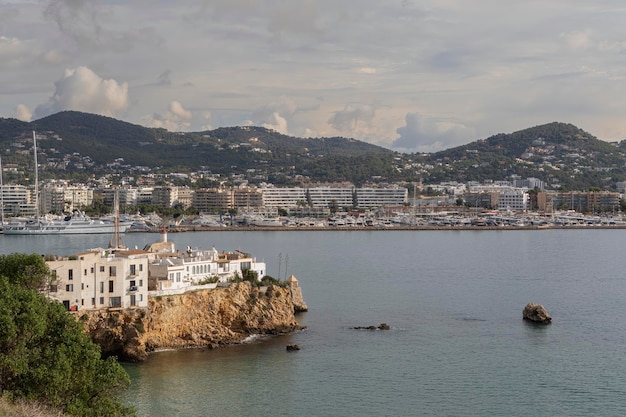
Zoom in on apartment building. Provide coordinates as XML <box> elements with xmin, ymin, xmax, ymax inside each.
<box><xmin>40</xmin><ymin>184</ymin><xmax>94</xmax><ymax>213</ymax></box>
<box><xmin>46</xmin><ymin>249</ymin><xmax>150</xmax><ymax>311</ymax></box>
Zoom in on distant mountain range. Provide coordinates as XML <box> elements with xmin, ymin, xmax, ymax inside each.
<box><xmin>0</xmin><ymin>111</ymin><xmax>625</xmax><ymax>191</ymax></box>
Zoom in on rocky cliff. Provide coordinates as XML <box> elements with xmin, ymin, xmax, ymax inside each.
<box><xmin>78</xmin><ymin>282</ymin><xmax>305</xmax><ymax>362</ymax></box>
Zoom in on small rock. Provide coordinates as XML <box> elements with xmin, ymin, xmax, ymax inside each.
<box><xmin>523</xmin><ymin>303</ymin><xmax>552</xmax><ymax>324</ymax></box>
<box><xmin>286</xmin><ymin>344</ymin><xmax>300</xmax><ymax>351</ymax></box>
<box><xmin>353</xmin><ymin>323</ymin><xmax>391</xmax><ymax>330</ymax></box>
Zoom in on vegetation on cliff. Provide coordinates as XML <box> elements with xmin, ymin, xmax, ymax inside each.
<box><xmin>0</xmin><ymin>254</ymin><xmax>134</xmax><ymax>417</ymax></box>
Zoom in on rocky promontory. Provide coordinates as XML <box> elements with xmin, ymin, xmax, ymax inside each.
<box><xmin>78</xmin><ymin>282</ymin><xmax>305</xmax><ymax>361</ymax></box>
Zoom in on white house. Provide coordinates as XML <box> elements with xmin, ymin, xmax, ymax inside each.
<box><xmin>46</xmin><ymin>249</ymin><xmax>150</xmax><ymax>311</ymax></box>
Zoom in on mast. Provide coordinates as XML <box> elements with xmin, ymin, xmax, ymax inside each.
<box><xmin>0</xmin><ymin>155</ymin><xmax>4</xmax><ymax>226</ymax></box>
<box><xmin>33</xmin><ymin>131</ymin><xmax>40</xmax><ymax>223</ymax></box>
<box><xmin>113</xmin><ymin>190</ymin><xmax>121</xmax><ymax>249</ymax></box>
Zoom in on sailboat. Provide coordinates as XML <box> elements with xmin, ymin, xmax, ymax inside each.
<box><xmin>3</xmin><ymin>132</ymin><xmax>129</xmax><ymax>235</ymax></box>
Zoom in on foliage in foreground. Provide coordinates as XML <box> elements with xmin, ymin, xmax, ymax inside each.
<box><xmin>0</xmin><ymin>255</ymin><xmax>135</xmax><ymax>417</ymax></box>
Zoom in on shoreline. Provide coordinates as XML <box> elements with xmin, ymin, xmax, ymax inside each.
<box><xmin>136</xmin><ymin>224</ymin><xmax>626</xmax><ymax>233</ymax></box>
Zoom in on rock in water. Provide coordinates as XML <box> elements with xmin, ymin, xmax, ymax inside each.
<box><xmin>286</xmin><ymin>344</ymin><xmax>300</xmax><ymax>351</ymax></box>
<box><xmin>523</xmin><ymin>303</ymin><xmax>552</xmax><ymax>324</ymax></box>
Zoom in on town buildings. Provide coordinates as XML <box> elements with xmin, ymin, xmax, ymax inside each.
<box><xmin>44</xmin><ymin>229</ymin><xmax>266</xmax><ymax>311</ymax></box>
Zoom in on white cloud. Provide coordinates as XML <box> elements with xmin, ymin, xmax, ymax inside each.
<box><xmin>169</xmin><ymin>100</ymin><xmax>192</xmax><ymax>121</ymax></box>
<box><xmin>392</xmin><ymin>113</ymin><xmax>476</xmax><ymax>153</ymax></box>
<box><xmin>261</xmin><ymin>112</ymin><xmax>288</xmax><ymax>134</ymax></box>
<box><xmin>328</xmin><ymin>104</ymin><xmax>376</xmax><ymax>132</ymax></box>
<box><xmin>12</xmin><ymin>104</ymin><xmax>32</xmax><ymax>122</ymax></box>
<box><xmin>33</xmin><ymin>66</ymin><xmax>129</xmax><ymax>119</ymax></box>
<box><xmin>141</xmin><ymin>100</ymin><xmax>195</xmax><ymax>132</ymax></box>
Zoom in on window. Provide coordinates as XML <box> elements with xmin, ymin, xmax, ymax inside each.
<box><xmin>100</xmin><ymin>266</ymin><xmax>105</xmax><ymax>272</ymax></box>
<box><xmin>109</xmin><ymin>266</ymin><xmax>116</xmax><ymax>277</ymax></box>
<box><xmin>84</xmin><ymin>269</ymin><xmax>87</xmax><ymax>276</ymax></box>
<box><xmin>100</xmin><ymin>282</ymin><xmax>104</xmax><ymax>294</ymax></box>
<box><xmin>90</xmin><ymin>267</ymin><xmax>94</xmax><ymax>273</ymax></box>
<box><xmin>81</xmin><ymin>283</ymin><xmax>84</xmax><ymax>290</ymax></box>
<box><xmin>130</xmin><ymin>264</ymin><xmax>136</xmax><ymax>275</ymax></box>
<box><xmin>68</xmin><ymin>269</ymin><xmax>73</xmax><ymax>280</ymax></box>
<box><xmin>139</xmin><ymin>264</ymin><xmax>143</xmax><ymax>272</ymax></box>
<box><xmin>109</xmin><ymin>297</ymin><xmax>121</xmax><ymax>308</ymax></box>
<box><xmin>66</xmin><ymin>284</ymin><xmax>73</xmax><ymax>292</ymax></box>
<box><xmin>109</xmin><ymin>280</ymin><xmax>114</xmax><ymax>293</ymax></box>
<box><xmin>99</xmin><ymin>297</ymin><xmax>104</xmax><ymax>305</ymax></box>
<box><xmin>49</xmin><ymin>284</ymin><xmax>58</xmax><ymax>292</ymax></box>
<box><xmin>91</xmin><ymin>297</ymin><xmax>95</xmax><ymax>306</ymax></box>
<box><xmin>139</xmin><ymin>279</ymin><xmax>143</xmax><ymax>287</ymax></box>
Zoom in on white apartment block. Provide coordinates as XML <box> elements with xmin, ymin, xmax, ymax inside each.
<box><xmin>355</xmin><ymin>187</ymin><xmax>408</xmax><ymax>208</ymax></box>
<box><xmin>0</xmin><ymin>184</ymin><xmax>31</xmax><ymax>216</ymax></box>
<box><xmin>46</xmin><ymin>250</ymin><xmax>150</xmax><ymax>311</ymax></box>
<box><xmin>307</xmin><ymin>186</ymin><xmax>354</xmax><ymax>208</ymax></box>
<box><xmin>261</xmin><ymin>187</ymin><xmax>307</xmax><ymax>208</ymax></box>
<box><xmin>497</xmin><ymin>189</ymin><xmax>529</xmax><ymax>211</ymax></box>
<box><xmin>151</xmin><ymin>186</ymin><xmax>179</xmax><ymax>208</ymax></box>
<box><xmin>40</xmin><ymin>185</ymin><xmax>93</xmax><ymax>213</ymax></box>
<box><xmin>101</xmin><ymin>188</ymin><xmax>139</xmax><ymax>206</ymax></box>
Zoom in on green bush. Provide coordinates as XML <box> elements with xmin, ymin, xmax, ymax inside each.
<box><xmin>0</xmin><ymin>255</ymin><xmax>135</xmax><ymax>417</ymax></box>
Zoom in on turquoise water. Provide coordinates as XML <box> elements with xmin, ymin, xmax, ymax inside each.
<box><xmin>3</xmin><ymin>230</ymin><xmax>626</xmax><ymax>416</ymax></box>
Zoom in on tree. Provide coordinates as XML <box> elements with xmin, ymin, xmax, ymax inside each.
<box><xmin>0</xmin><ymin>256</ymin><xmax>135</xmax><ymax>417</ymax></box>
<box><xmin>0</xmin><ymin>253</ymin><xmax>50</xmax><ymax>291</ymax></box>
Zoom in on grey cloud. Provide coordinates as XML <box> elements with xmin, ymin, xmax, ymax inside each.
<box><xmin>42</xmin><ymin>0</ymin><xmax>162</xmax><ymax>52</ymax></box>
<box><xmin>392</xmin><ymin>113</ymin><xmax>475</xmax><ymax>153</ymax></box>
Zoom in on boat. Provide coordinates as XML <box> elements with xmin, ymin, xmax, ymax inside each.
<box><xmin>3</xmin><ymin>210</ymin><xmax>130</xmax><ymax>235</ymax></box>
<box><xmin>3</xmin><ymin>131</ymin><xmax>129</xmax><ymax>235</ymax></box>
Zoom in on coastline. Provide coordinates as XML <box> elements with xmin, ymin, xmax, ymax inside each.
<box><xmin>136</xmin><ymin>224</ymin><xmax>626</xmax><ymax>233</ymax></box>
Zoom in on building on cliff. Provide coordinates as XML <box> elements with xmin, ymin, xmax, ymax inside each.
<box><xmin>144</xmin><ymin>228</ymin><xmax>267</xmax><ymax>292</ymax></box>
<box><xmin>45</xmin><ymin>249</ymin><xmax>150</xmax><ymax>311</ymax></box>
<box><xmin>44</xmin><ymin>228</ymin><xmax>267</xmax><ymax>310</ymax></box>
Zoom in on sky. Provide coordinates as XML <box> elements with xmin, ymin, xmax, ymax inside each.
<box><xmin>3</xmin><ymin>1</ymin><xmax>626</xmax><ymax>153</ymax></box>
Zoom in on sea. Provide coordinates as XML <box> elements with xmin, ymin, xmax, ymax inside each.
<box><xmin>2</xmin><ymin>229</ymin><xmax>626</xmax><ymax>417</ymax></box>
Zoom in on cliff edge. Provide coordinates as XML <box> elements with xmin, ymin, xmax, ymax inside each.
<box><xmin>78</xmin><ymin>282</ymin><xmax>306</xmax><ymax>362</ymax></box>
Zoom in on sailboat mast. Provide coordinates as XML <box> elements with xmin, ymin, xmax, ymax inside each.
<box><xmin>33</xmin><ymin>131</ymin><xmax>40</xmax><ymax>223</ymax></box>
<box><xmin>0</xmin><ymin>155</ymin><xmax>4</xmax><ymax>226</ymax></box>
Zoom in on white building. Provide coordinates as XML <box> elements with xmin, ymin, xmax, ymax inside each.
<box><xmin>261</xmin><ymin>187</ymin><xmax>307</xmax><ymax>208</ymax></box>
<box><xmin>145</xmin><ymin>231</ymin><xmax>266</xmax><ymax>291</ymax></box>
<box><xmin>46</xmin><ymin>249</ymin><xmax>150</xmax><ymax>311</ymax></box>
<box><xmin>355</xmin><ymin>187</ymin><xmax>408</xmax><ymax>208</ymax></box>
<box><xmin>497</xmin><ymin>189</ymin><xmax>529</xmax><ymax>211</ymax></box>
<box><xmin>40</xmin><ymin>184</ymin><xmax>93</xmax><ymax>214</ymax></box>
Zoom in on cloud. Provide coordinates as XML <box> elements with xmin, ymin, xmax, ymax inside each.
<box><xmin>261</xmin><ymin>112</ymin><xmax>288</xmax><ymax>134</ymax></box>
<box><xmin>42</xmin><ymin>0</ymin><xmax>161</xmax><ymax>52</ymax></box>
<box><xmin>141</xmin><ymin>100</ymin><xmax>194</xmax><ymax>132</ymax></box>
<box><xmin>33</xmin><ymin>66</ymin><xmax>129</xmax><ymax>119</ymax></box>
<box><xmin>248</xmin><ymin>96</ymin><xmax>297</xmax><ymax>135</ymax></box>
<box><xmin>328</xmin><ymin>104</ymin><xmax>376</xmax><ymax>132</ymax></box>
<box><xmin>12</xmin><ymin>104</ymin><xmax>32</xmax><ymax>122</ymax></box>
<box><xmin>157</xmin><ymin>70</ymin><xmax>172</xmax><ymax>86</ymax></box>
<box><xmin>168</xmin><ymin>100</ymin><xmax>192</xmax><ymax>120</ymax></box>
<box><xmin>392</xmin><ymin>113</ymin><xmax>475</xmax><ymax>153</ymax></box>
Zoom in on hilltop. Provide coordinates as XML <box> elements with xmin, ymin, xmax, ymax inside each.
<box><xmin>0</xmin><ymin>113</ymin><xmax>625</xmax><ymax>190</ymax></box>
<box><xmin>412</xmin><ymin>122</ymin><xmax>626</xmax><ymax>190</ymax></box>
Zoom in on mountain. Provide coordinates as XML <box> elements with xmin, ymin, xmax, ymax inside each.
<box><xmin>0</xmin><ymin>111</ymin><xmax>402</xmax><ymax>186</ymax></box>
<box><xmin>0</xmin><ymin>112</ymin><xmax>625</xmax><ymax>191</ymax></box>
<box><xmin>414</xmin><ymin>122</ymin><xmax>626</xmax><ymax>190</ymax></box>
